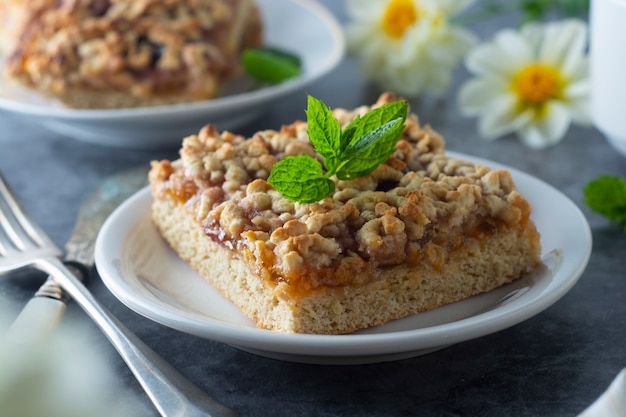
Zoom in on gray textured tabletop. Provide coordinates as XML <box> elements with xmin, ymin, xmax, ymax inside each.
<box><xmin>1</xmin><ymin>2</ymin><xmax>625</xmax><ymax>416</ymax></box>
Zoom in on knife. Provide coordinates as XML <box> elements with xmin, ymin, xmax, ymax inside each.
<box><xmin>6</xmin><ymin>166</ymin><xmax>148</xmax><ymax>343</ymax></box>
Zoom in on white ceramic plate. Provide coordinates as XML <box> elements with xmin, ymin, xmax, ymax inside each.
<box><xmin>0</xmin><ymin>0</ymin><xmax>344</xmax><ymax>149</ymax></box>
<box><xmin>94</xmin><ymin>153</ymin><xmax>592</xmax><ymax>364</ymax></box>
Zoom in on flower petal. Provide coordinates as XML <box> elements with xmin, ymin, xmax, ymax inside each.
<box><xmin>465</xmin><ymin>30</ymin><xmax>532</xmax><ymax>78</ymax></box>
<box><xmin>428</xmin><ymin>0</ymin><xmax>475</xmax><ymax>15</ymax></box>
<box><xmin>537</xmin><ymin>19</ymin><xmax>587</xmax><ymax>74</ymax></box>
<box><xmin>564</xmin><ymin>78</ymin><xmax>590</xmax><ymax>98</ymax></box>
<box><xmin>457</xmin><ymin>78</ymin><xmax>506</xmax><ymax>116</ymax></box>
<box><xmin>478</xmin><ymin>95</ymin><xmax>532</xmax><ymax>139</ymax></box>
<box><xmin>563</xmin><ymin>55</ymin><xmax>589</xmax><ymax>86</ymax></box>
<box><xmin>564</xmin><ymin>98</ymin><xmax>592</xmax><ymax>126</ymax></box>
<box><xmin>517</xmin><ymin>125</ymin><xmax>545</xmax><ymax>148</ymax></box>
<box><xmin>537</xmin><ymin>23</ymin><xmax>572</xmax><ymax>65</ymax></box>
<box><xmin>558</xmin><ymin>20</ymin><xmax>588</xmax><ymax>78</ymax></box>
<box><xmin>518</xmin><ymin>101</ymin><xmax>571</xmax><ymax>148</ymax></box>
<box><xmin>563</xmin><ymin>79</ymin><xmax>592</xmax><ymax>125</ymax></box>
<box><xmin>520</xmin><ymin>22</ymin><xmax>544</xmax><ymax>55</ymax></box>
<box><xmin>345</xmin><ymin>0</ymin><xmax>385</xmax><ymax>21</ymax></box>
<box><xmin>424</xmin><ymin>65</ymin><xmax>452</xmax><ymax>95</ymax></box>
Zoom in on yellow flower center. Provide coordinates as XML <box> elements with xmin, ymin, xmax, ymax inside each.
<box><xmin>382</xmin><ymin>0</ymin><xmax>418</xmax><ymax>39</ymax></box>
<box><xmin>513</xmin><ymin>64</ymin><xmax>563</xmax><ymax>106</ymax></box>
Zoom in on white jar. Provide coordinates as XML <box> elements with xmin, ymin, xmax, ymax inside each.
<box><xmin>590</xmin><ymin>0</ymin><xmax>626</xmax><ymax>157</ymax></box>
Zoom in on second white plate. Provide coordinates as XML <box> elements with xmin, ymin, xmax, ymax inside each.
<box><xmin>0</xmin><ymin>0</ymin><xmax>345</xmax><ymax>148</ymax></box>
<box><xmin>94</xmin><ymin>153</ymin><xmax>592</xmax><ymax>364</ymax></box>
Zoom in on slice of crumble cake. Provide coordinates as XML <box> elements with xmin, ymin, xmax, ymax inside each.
<box><xmin>1</xmin><ymin>0</ymin><xmax>262</xmax><ymax>108</ymax></box>
<box><xmin>148</xmin><ymin>93</ymin><xmax>542</xmax><ymax>334</ymax></box>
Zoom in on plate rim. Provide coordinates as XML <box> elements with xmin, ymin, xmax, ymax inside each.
<box><xmin>95</xmin><ymin>152</ymin><xmax>592</xmax><ymax>359</ymax></box>
<box><xmin>0</xmin><ymin>0</ymin><xmax>345</xmax><ymax>120</ymax></box>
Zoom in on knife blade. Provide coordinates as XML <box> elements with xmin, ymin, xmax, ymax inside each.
<box><xmin>6</xmin><ymin>166</ymin><xmax>148</xmax><ymax>343</ymax></box>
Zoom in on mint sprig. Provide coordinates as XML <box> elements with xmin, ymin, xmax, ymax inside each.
<box><xmin>268</xmin><ymin>95</ymin><xmax>408</xmax><ymax>203</ymax></box>
<box><xmin>584</xmin><ymin>175</ymin><xmax>626</xmax><ymax>231</ymax></box>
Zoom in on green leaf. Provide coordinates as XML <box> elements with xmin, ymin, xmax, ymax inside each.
<box><xmin>345</xmin><ymin>101</ymin><xmax>408</xmax><ymax>148</ymax></box>
<box><xmin>257</xmin><ymin>47</ymin><xmax>302</xmax><ymax>67</ymax></box>
<box><xmin>584</xmin><ymin>176</ymin><xmax>626</xmax><ymax>228</ymax></box>
<box><xmin>305</xmin><ymin>95</ymin><xmax>342</xmax><ymax>166</ymax></box>
<box><xmin>521</xmin><ymin>0</ymin><xmax>547</xmax><ymax>22</ymax></box>
<box><xmin>267</xmin><ymin>155</ymin><xmax>335</xmax><ymax>203</ymax></box>
<box><xmin>555</xmin><ymin>0</ymin><xmax>589</xmax><ymax>15</ymax></box>
<box><xmin>336</xmin><ymin>117</ymin><xmax>405</xmax><ymax>180</ymax></box>
<box><xmin>241</xmin><ymin>47</ymin><xmax>302</xmax><ymax>84</ymax></box>
<box><xmin>452</xmin><ymin>0</ymin><xmax>589</xmax><ymax>27</ymax></box>
<box><xmin>339</xmin><ymin>114</ymin><xmax>361</xmax><ymax>153</ymax></box>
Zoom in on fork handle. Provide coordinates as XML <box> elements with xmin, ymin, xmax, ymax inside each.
<box><xmin>36</xmin><ymin>256</ymin><xmax>236</xmax><ymax>417</ymax></box>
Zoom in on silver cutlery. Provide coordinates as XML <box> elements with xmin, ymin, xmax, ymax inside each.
<box><xmin>5</xmin><ymin>167</ymin><xmax>148</xmax><ymax>343</ymax></box>
<box><xmin>0</xmin><ymin>170</ymin><xmax>236</xmax><ymax>417</ymax></box>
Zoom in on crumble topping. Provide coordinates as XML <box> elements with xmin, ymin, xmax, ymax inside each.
<box><xmin>150</xmin><ymin>93</ymin><xmax>534</xmax><ymax>295</ymax></box>
<box><xmin>2</xmin><ymin>0</ymin><xmax>262</xmax><ymax>107</ymax></box>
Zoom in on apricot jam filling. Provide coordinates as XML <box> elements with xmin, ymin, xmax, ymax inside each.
<box><xmin>201</xmin><ymin>212</ymin><xmax>516</xmax><ymax>299</ymax></box>
<box><xmin>164</xmin><ymin>177</ymin><xmax>198</xmax><ymax>204</ymax></box>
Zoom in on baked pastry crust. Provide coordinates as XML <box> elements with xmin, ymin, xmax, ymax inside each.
<box><xmin>1</xmin><ymin>0</ymin><xmax>262</xmax><ymax>108</ymax></box>
<box><xmin>149</xmin><ymin>93</ymin><xmax>542</xmax><ymax>334</ymax></box>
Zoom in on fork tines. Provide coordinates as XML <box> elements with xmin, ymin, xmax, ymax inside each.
<box><xmin>0</xmin><ymin>171</ymin><xmax>61</xmax><ymax>263</ymax></box>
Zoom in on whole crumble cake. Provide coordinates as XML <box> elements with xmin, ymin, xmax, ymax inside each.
<box><xmin>149</xmin><ymin>93</ymin><xmax>542</xmax><ymax>334</ymax></box>
<box><xmin>1</xmin><ymin>0</ymin><xmax>262</xmax><ymax>108</ymax></box>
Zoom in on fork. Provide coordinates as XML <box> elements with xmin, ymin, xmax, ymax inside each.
<box><xmin>0</xmin><ymin>172</ymin><xmax>236</xmax><ymax>417</ymax></box>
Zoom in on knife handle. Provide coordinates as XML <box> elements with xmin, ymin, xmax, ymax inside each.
<box><xmin>5</xmin><ymin>295</ymin><xmax>67</xmax><ymax>344</ymax></box>
<box><xmin>4</xmin><ymin>262</ymin><xmax>88</xmax><ymax>344</ymax></box>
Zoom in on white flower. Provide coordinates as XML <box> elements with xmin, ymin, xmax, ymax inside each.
<box><xmin>345</xmin><ymin>0</ymin><xmax>477</xmax><ymax>97</ymax></box>
<box><xmin>458</xmin><ymin>19</ymin><xmax>591</xmax><ymax>148</ymax></box>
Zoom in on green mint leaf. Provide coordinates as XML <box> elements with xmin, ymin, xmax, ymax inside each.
<box><xmin>267</xmin><ymin>155</ymin><xmax>335</xmax><ymax>203</ymax></box>
<box><xmin>336</xmin><ymin>117</ymin><xmax>405</xmax><ymax>180</ymax></box>
<box><xmin>242</xmin><ymin>47</ymin><xmax>302</xmax><ymax>84</ymax></box>
<box><xmin>339</xmin><ymin>114</ymin><xmax>361</xmax><ymax>152</ymax></box>
<box><xmin>257</xmin><ymin>47</ymin><xmax>302</xmax><ymax>67</ymax></box>
<box><xmin>345</xmin><ymin>101</ymin><xmax>408</xmax><ymax>148</ymax></box>
<box><xmin>584</xmin><ymin>175</ymin><xmax>626</xmax><ymax>229</ymax></box>
<box><xmin>305</xmin><ymin>95</ymin><xmax>342</xmax><ymax>167</ymax></box>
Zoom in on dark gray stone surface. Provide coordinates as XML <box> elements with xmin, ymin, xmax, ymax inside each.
<box><xmin>1</xmin><ymin>2</ymin><xmax>625</xmax><ymax>416</ymax></box>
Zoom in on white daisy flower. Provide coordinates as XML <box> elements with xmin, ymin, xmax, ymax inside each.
<box><xmin>458</xmin><ymin>19</ymin><xmax>591</xmax><ymax>148</ymax></box>
<box><xmin>345</xmin><ymin>0</ymin><xmax>477</xmax><ymax>97</ymax></box>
